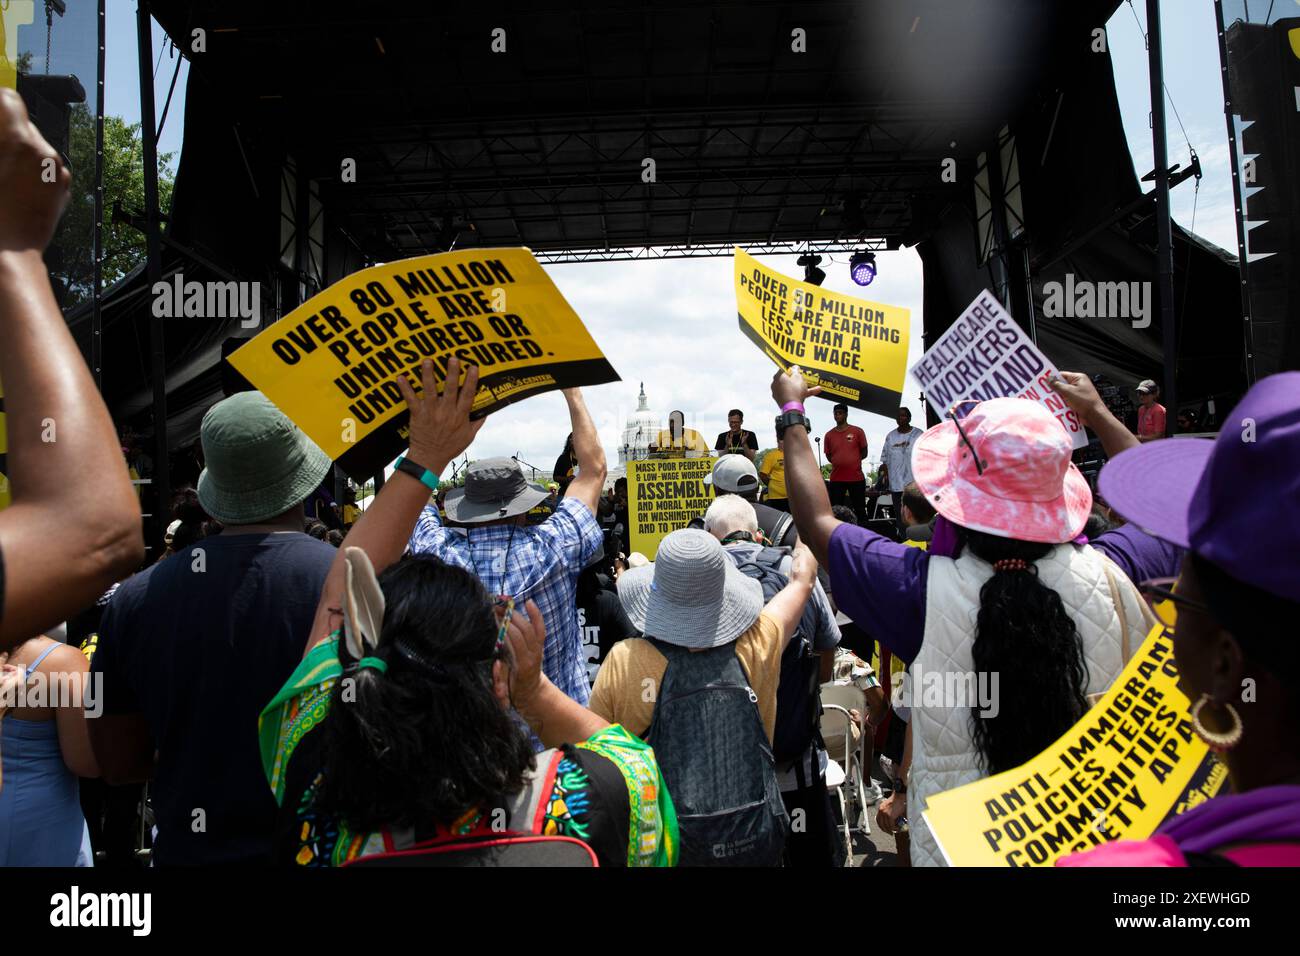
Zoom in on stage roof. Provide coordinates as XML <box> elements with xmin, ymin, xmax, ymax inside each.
<box><xmin>150</xmin><ymin>0</ymin><xmax>1118</xmax><ymax>262</ymax></box>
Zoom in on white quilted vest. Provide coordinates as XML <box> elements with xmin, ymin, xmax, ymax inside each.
<box><xmin>908</xmin><ymin>543</ymin><xmax>1147</xmax><ymax>867</ymax></box>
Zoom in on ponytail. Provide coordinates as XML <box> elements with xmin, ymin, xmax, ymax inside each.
<box><xmin>315</xmin><ymin>556</ymin><xmax>534</xmax><ymax>832</ymax></box>
<box><xmin>962</xmin><ymin>529</ymin><xmax>1088</xmax><ymax>774</ymax></box>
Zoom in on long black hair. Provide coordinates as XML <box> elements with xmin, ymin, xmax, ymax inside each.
<box><xmin>314</xmin><ymin>555</ymin><xmax>535</xmax><ymax>831</ymax></box>
<box><xmin>962</xmin><ymin>528</ymin><xmax>1089</xmax><ymax>774</ymax></box>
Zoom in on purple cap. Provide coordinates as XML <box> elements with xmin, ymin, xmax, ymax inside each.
<box><xmin>1099</xmin><ymin>372</ymin><xmax>1300</xmax><ymax>601</ymax></box>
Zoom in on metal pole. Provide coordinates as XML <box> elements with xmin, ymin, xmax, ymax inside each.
<box><xmin>1213</xmin><ymin>0</ymin><xmax>1258</xmax><ymax>387</ymax></box>
<box><xmin>137</xmin><ymin>1</ymin><xmax>171</xmax><ymax>528</ymax></box>
<box><xmin>983</xmin><ymin>138</ymin><xmax>1020</xmax><ymax>333</ymax></box>
<box><xmin>92</xmin><ymin>0</ymin><xmax>105</xmax><ymax>390</ymax></box>
<box><xmin>1146</xmin><ymin>0</ymin><xmax>1178</xmax><ymax>435</ymax></box>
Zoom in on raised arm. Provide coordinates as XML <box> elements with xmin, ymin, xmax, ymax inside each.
<box><xmin>771</xmin><ymin>367</ymin><xmax>842</xmax><ymax>567</ymax></box>
<box><xmin>0</xmin><ymin>89</ymin><xmax>145</xmax><ymax>647</ymax></box>
<box><xmin>302</xmin><ymin>357</ymin><xmax>485</xmax><ymax>652</ymax></box>
<box><xmin>560</xmin><ymin>388</ymin><xmax>607</xmax><ymax>515</ymax></box>
<box><xmin>501</xmin><ymin>599</ymin><xmax>609</xmax><ymax>747</ymax></box>
<box><xmin>760</xmin><ymin>540</ymin><xmax>817</xmax><ymax>651</ymax></box>
<box><xmin>1047</xmin><ymin>372</ymin><xmax>1139</xmax><ymax>460</ymax></box>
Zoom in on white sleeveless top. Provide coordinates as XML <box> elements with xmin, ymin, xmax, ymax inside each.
<box><xmin>907</xmin><ymin>543</ymin><xmax>1146</xmax><ymax>867</ymax></box>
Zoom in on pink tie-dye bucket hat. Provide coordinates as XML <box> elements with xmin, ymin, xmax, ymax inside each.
<box><xmin>911</xmin><ymin>398</ymin><xmax>1092</xmax><ymax>544</ymax></box>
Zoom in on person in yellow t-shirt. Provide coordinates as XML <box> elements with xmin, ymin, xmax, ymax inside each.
<box><xmin>759</xmin><ymin>439</ymin><xmax>787</xmax><ymax>512</ymax></box>
<box><xmin>591</xmin><ymin>528</ymin><xmax>816</xmax><ymax>743</ymax></box>
<box><xmin>651</xmin><ymin>409</ymin><xmax>710</xmax><ymax>458</ymax></box>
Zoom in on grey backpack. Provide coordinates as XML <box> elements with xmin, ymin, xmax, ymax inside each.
<box><xmin>645</xmin><ymin>639</ymin><xmax>788</xmax><ymax>866</ymax></box>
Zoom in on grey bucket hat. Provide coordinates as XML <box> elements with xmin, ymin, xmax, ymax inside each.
<box><xmin>616</xmin><ymin>562</ymin><xmax>655</xmax><ymax>631</ymax></box>
<box><xmin>443</xmin><ymin>457</ymin><xmax>550</xmax><ymax>524</ymax></box>
<box><xmin>640</xmin><ymin>529</ymin><xmax>764</xmax><ymax>649</ymax></box>
<box><xmin>196</xmin><ymin>391</ymin><xmax>333</xmax><ymax>524</ymax></box>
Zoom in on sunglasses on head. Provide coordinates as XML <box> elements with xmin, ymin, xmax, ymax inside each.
<box><xmin>948</xmin><ymin>400</ymin><xmax>986</xmax><ymax>476</ymax></box>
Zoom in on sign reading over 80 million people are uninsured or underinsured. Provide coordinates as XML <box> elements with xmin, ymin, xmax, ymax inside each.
<box><xmin>923</xmin><ymin>613</ymin><xmax>1230</xmax><ymax>867</ymax></box>
<box><xmin>910</xmin><ymin>290</ymin><xmax>1088</xmax><ymax>449</ymax></box>
<box><xmin>627</xmin><ymin>457</ymin><xmax>715</xmax><ymax>559</ymax></box>
<box><xmin>229</xmin><ymin>249</ymin><xmax>619</xmax><ymax>481</ymax></box>
<box><xmin>734</xmin><ymin>247</ymin><xmax>910</xmax><ymax>417</ymax></box>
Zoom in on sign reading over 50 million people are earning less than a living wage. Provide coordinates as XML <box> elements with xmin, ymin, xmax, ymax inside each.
<box><xmin>734</xmin><ymin>247</ymin><xmax>910</xmax><ymax>417</ymax></box>
<box><xmin>229</xmin><ymin>248</ymin><xmax>620</xmax><ymax>481</ymax></box>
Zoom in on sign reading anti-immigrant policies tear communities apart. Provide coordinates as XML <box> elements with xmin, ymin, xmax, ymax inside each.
<box><xmin>910</xmin><ymin>290</ymin><xmax>1088</xmax><ymax>448</ymax></box>
<box><xmin>923</xmin><ymin>615</ymin><xmax>1229</xmax><ymax>867</ymax></box>
<box><xmin>229</xmin><ymin>249</ymin><xmax>619</xmax><ymax>481</ymax></box>
<box><xmin>734</xmin><ymin>247</ymin><xmax>910</xmax><ymax>417</ymax></box>
<box><xmin>627</xmin><ymin>457</ymin><xmax>715</xmax><ymax>559</ymax></box>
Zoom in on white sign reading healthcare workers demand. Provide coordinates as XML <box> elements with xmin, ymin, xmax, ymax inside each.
<box><xmin>910</xmin><ymin>290</ymin><xmax>1088</xmax><ymax>449</ymax></box>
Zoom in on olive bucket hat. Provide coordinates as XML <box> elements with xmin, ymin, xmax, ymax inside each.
<box><xmin>196</xmin><ymin>391</ymin><xmax>334</xmax><ymax>524</ymax></box>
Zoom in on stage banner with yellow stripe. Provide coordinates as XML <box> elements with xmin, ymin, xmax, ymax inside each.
<box><xmin>229</xmin><ymin>249</ymin><xmax>619</xmax><ymax>481</ymax></box>
<box><xmin>923</xmin><ymin>613</ymin><xmax>1230</xmax><ymax>867</ymax></box>
<box><xmin>627</xmin><ymin>457</ymin><xmax>714</xmax><ymax>558</ymax></box>
<box><xmin>733</xmin><ymin>247</ymin><xmax>910</xmax><ymax>416</ymax></box>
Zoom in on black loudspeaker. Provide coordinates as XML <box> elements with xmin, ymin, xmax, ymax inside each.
<box><xmin>221</xmin><ymin>337</ymin><xmax>258</xmax><ymax>397</ymax></box>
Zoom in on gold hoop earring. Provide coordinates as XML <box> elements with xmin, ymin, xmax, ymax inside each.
<box><xmin>1190</xmin><ymin>693</ymin><xmax>1243</xmax><ymax>753</ymax></box>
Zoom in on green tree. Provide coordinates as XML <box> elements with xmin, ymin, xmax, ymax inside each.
<box><xmin>49</xmin><ymin>105</ymin><xmax>175</xmax><ymax>308</ymax></box>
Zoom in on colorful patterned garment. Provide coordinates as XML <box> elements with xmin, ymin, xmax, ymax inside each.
<box><xmin>258</xmin><ymin>635</ymin><xmax>677</xmax><ymax>867</ymax></box>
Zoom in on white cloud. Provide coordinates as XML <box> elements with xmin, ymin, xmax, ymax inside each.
<box><xmin>454</xmin><ymin>250</ymin><xmax>928</xmax><ymax>478</ymax></box>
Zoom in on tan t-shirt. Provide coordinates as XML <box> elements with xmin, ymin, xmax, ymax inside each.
<box><xmin>589</xmin><ymin>613</ymin><xmax>786</xmax><ymax>743</ymax></box>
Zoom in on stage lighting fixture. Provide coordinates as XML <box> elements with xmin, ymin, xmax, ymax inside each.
<box><xmin>796</xmin><ymin>253</ymin><xmax>825</xmax><ymax>287</ymax></box>
<box><xmin>850</xmin><ymin>250</ymin><xmax>877</xmax><ymax>286</ymax></box>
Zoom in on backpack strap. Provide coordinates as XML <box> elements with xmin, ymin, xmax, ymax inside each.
<box><xmin>756</xmin><ymin>545</ymin><xmax>793</xmax><ymax>569</ymax></box>
<box><xmin>770</xmin><ymin>512</ymin><xmax>795</xmax><ymax>548</ymax></box>
<box><xmin>1099</xmin><ymin>556</ymin><xmax>1154</xmax><ymax>666</ymax></box>
<box><xmin>647</xmin><ymin>637</ymin><xmax>687</xmax><ymax>661</ymax></box>
<box><xmin>505</xmin><ymin>748</ymin><xmax>564</xmax><ymax>834</ymax></box>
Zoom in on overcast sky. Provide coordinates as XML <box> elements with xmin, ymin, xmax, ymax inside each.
<box><xmin>103</xmin><ymin>0</ymin><xmax>1238</xmax><ymax>479</ymax></box>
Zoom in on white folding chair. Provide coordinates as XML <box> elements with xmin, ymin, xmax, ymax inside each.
<box><xmin>818</xmin><ymin>703</ymin><xmax>856</xmax><ymax>862</ymax></box>
<box><xmin>821</xmin><ymin>683</ymin><xmax>872</xmax><ymax>842</ymax></box>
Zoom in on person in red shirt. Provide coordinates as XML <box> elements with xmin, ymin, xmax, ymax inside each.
<box><xmin>824</xmin><ymin>404</ymin><xmax>868</xmax><ymax>525</ymax></box>
<box><xmin>1135</xmin><ymin>379</ymin><xmax>1167</xmax><ymax>442</ymax></box>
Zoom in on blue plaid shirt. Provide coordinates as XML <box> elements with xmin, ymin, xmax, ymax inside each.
<box><xmin>407</xmin><ymin>496</ymin><xmax>602</xmax><ymax>705</ymax></box>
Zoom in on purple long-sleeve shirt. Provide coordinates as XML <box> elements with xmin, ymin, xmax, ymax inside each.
<box><xmin>827</xmin><ymin>521</ymin><xmax>1183</xmax><ymax>664</ymax></box>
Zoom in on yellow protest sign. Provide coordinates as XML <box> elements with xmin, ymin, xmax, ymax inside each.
<box><xmin>734</xmin><ymin>247</ymin><xmax>910</xmax><ymax>416</ymax></box>
<box><xmin>1</xmin><ymin>2</ymin><xmax>35</xmax><ymax>90</ymax></box>
<box><xmin>923</xmin><ymin>614</ymin><xmax>1229</xmax><ymax>866</ymax></box>
<box><xmin>627</xmin><ymin>457</ymin><xmax>714</xmax><ymax>558</ymax></box>
<box><xmin>229</xmin><ymin>248</ymin><xmax>618</xmax><ymax>480</ymax></box>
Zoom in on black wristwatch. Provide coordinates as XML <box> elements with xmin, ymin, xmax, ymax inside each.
<box><xmin>775</xmin><ymin>410</ymin><xmax>812</xmax><ymax>440</ymax></box>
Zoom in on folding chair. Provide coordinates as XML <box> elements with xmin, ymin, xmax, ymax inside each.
<box><xmin>820</xmin><ymin>682</ymin><xmax>872</xmax><ymax>861</ymax></box>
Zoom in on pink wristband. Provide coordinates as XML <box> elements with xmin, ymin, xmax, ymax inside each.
<box><xmin>781</xmin><ymin>401</ymin><xmax>805</xmax><ymax>414</ymax></box>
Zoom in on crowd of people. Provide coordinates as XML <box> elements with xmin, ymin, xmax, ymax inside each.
<box><xmin>2</xmin><ymin>88</ymin><xmax>1298</xmax><ymax>869</ymax></box>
